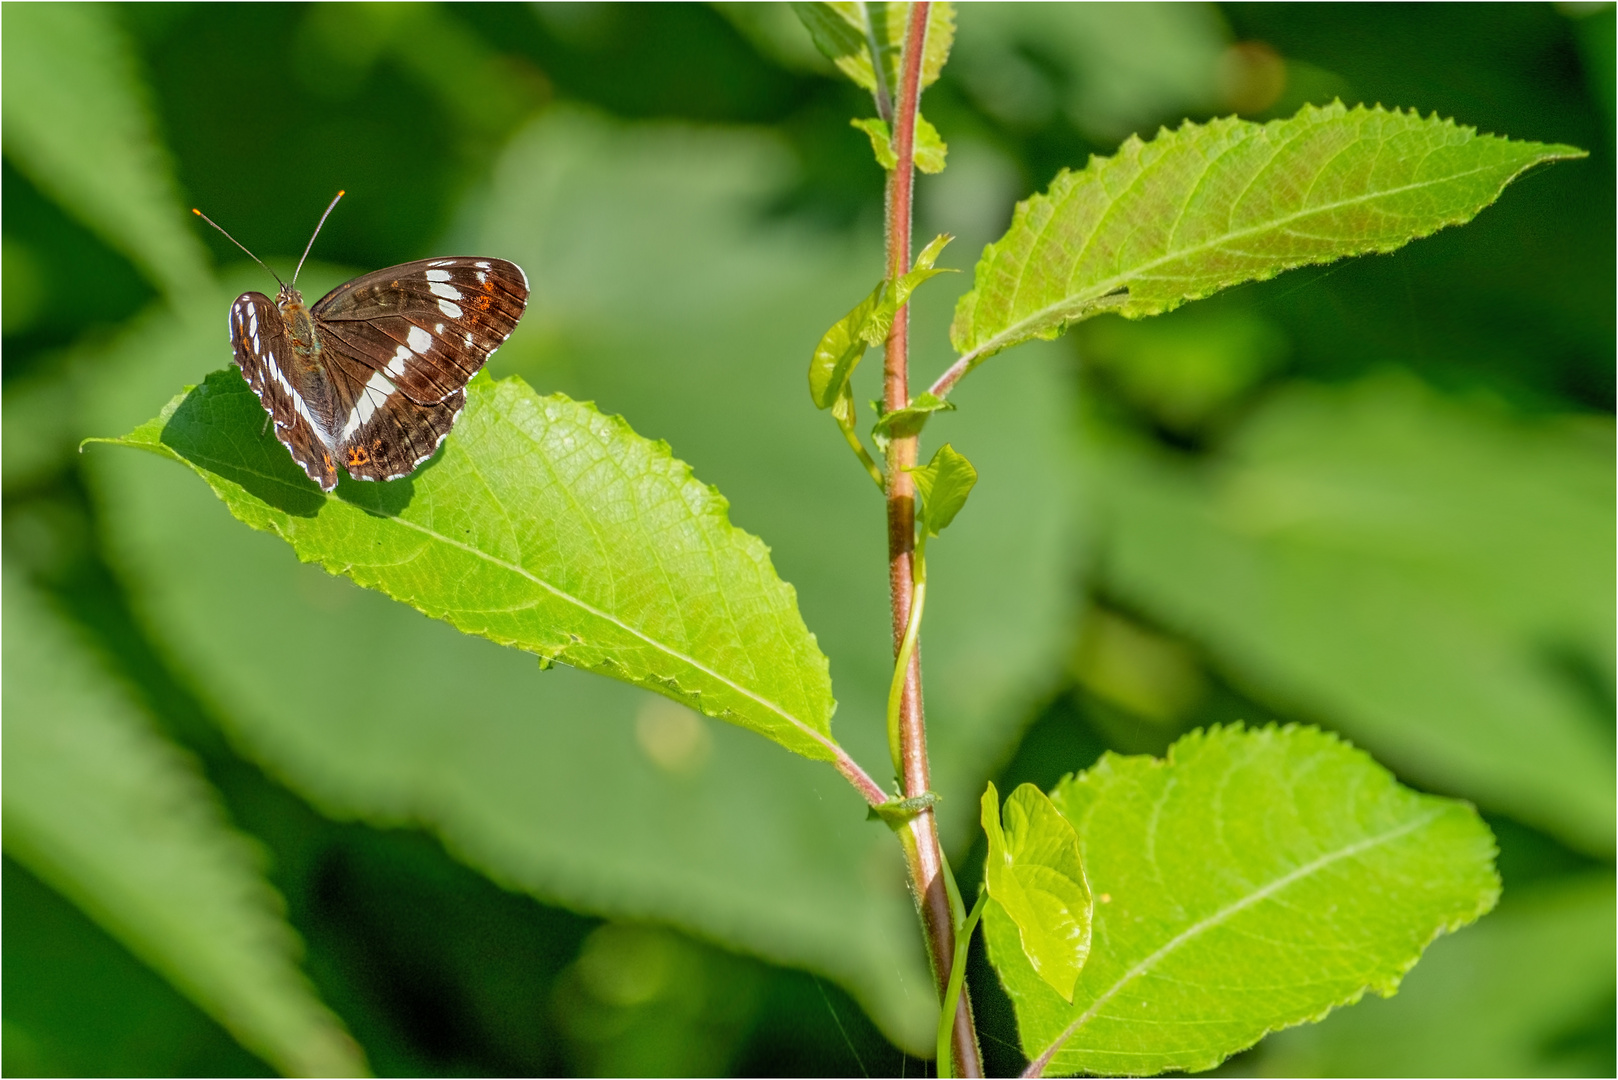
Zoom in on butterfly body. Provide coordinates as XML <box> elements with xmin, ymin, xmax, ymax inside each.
<box><xmin>228</xmin><ymin>257</ymin><xmax>529</xmax><ymax>491</ymax></box>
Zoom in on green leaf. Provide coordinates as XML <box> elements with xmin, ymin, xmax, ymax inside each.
<box><xmin>1</xmin><ymin>569</ymin><xmax>364</xmax><ymax>1077</ymax></box>
<box><xmin>1261</xmin><ymin>874</ymin><xmax>1615</xmax><ymax>1077</ymax></box>
<box><xmin>984</xmin><ymin>724</ymin><xmax>1500</xmax><ymax>1077</ymax></box>
<box><xmin>851</xmin><ymin>114</ymin><xmax>949</xmax><ymax>173</ymax></box>
<box><xmin>810</xmin><ymin>279</ymin><xmax>886</xmax><ymax>409</ymax></box>
<box><xmin>872</xmin><ymin>391</ymin><xmax>954</xmax><ymax>450</ymax></box>
<box><xmin>898</xmin><ymin>231</ymin><xmax>954</xmax><ymax>288</ymax></box>
<box><xmin>1</xmin><ymin>3</ymin><xmax>210</xmax><ymax>301</ymax></box>
<box><xmin>792</xmin><ymin>2</ymin><xmax>955</xmax><ymax>100</ymax></box>
<box><xmin>912</xmin><ymin>113</ymin><xmax>948</xmax><ymax>174</ymax></box>
<box><xmin>98</xmin><ymin>369</ymin><xmax>842</xmax><ymax>764</ymax></box>
<box><xmin>908</xmin><ymin>442</ymin><xmax>977</xmax><ymax>536</ymax></box>
<box><xmin>868</xmin><ymin>234</ymin><xmax>955</xmax><ymax>344</ymax></box>
<box><xmin>810</xmin><ymin>234</ymin><xmax>953</xmax><ymax>411</ymax></box>
<box><xmin>950</xmin><ymin>102</ymin><xmax>1586</xmax><ymax>367</ymax></box>
<box><xmin>981</xmin><ymin>782</ymin><xmax>1092</xmax><ymax>1003</ymax></box>
<box><xmin>1092</xmin><ymin>373</ymin><xmax>1615</xmax><ymax>854</ymax></box>
<box><xmin>852</xmin><ymin>117</ymin><xmax>898</xmax><ymax>168</ymax></box>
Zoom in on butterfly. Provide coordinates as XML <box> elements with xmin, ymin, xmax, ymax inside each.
<box><xmin>194</xmin><ymin>192</ymin><xmax>529</xmax><ymax>492</ymax></box>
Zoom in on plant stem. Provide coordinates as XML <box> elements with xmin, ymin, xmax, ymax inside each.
<box><xmin>882</xmin><ymin>5</ymin><xmax>983</xmax><ymax>1076</ymax></box>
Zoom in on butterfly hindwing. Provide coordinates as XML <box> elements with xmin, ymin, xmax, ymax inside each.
<box><xmin>229</xmin><ymin>292</ymin><xmax>339</xmax><ymax>490</ymax></box>
<box><xmin>311</xmin><ymin>257</ymin><xmax>528</xmax><ymax>405</ymax></box>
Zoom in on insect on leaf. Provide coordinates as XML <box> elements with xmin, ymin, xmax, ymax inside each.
<box><xmin>96</xmin><ymin>371</ymin><xmax>843</xmax><ymax>764</ymax></box>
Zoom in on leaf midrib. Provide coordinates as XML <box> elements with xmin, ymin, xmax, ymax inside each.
<box><xmin>366</xmin><ymin>503</ymin><xmax>837</xmax><ymax>754</ymax></box>
<box><xmin>1028</xmin><ymin>808</ymin><xmax>1443</xmax><ymax>1073</ymax></box>
<box><xmin>965</xmin><ymin>153</ymin><xmax>1526</xmax><ymax>364</ymax></box>
<box><xmin>156</xmin><ymin>438</ymin><xmax>837</xmax><ymax>755</ymax></box>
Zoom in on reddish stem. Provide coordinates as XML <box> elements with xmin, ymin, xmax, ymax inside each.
<box><xmin>882</xmin><ymin>5</ymin><xmax>983</xmax><ymax>1077</ymax></box>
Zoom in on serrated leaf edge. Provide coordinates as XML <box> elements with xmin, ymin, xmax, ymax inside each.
<box><xmin>951</xmin><ymin>102</ymin><xmax>1585</xmax><ymax>365</ymax></box>
<box><xmin>1027</xmin><ymin>722</ymin><xmax>1502</xmax><ymax>1075</ymax></box>
<box><xmin>96</xmin><ymin>374</ymin><xmax>844</xmax><ymax>763</ymax></box>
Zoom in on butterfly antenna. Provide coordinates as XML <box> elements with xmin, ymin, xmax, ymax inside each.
<box><xmin>192</xmin><ymin>207</ymin><xmax>284</xmax><ymax>287</ymax></box>
<box><xmin>292</xmin><ymin>190</ymin><xmax>344</xmax><ymax>287</ymax></box>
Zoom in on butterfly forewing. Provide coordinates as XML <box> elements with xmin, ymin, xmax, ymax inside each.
<box><xmin>229</xmin><ymin>292</ymin><xmax>340</xmax><ymax>490</ymax></box>
<box><xmin>312</xmin><ymin>258</ymin><xmax>528</xmax><ymax>405</ymax></box>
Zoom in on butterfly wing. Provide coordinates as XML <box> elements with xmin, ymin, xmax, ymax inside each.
<box><xmin>230</xmin><ymin>292</ymin><xmax>340</xmax><ymax>491</ymax></box>
<box><xmin>310</xmin><ymin>257</ymin><xmax>529</xmax><ymax>405</ymax></box>
<box><xmin>319</xmin><ymin>342</ymin><xmax>467</xmax><ymax>483</ymax></box>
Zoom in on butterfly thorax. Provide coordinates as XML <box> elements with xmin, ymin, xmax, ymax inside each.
<box><xmin>276</xmin><ymin>284</ymin><xmax>322</xmax><ymax>361</ymax></box>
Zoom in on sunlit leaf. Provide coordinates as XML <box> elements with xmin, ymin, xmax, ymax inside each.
<box><xmin>1262</xmin><ymin>874</ymin><xmax>1615</xmax><ymax>1077</ymax></box>
<box><xmin>98</xmin><ymin>369</ymin><xmax>842</xmax><ymax>764</ymax></box>
<box><xmin>950</xmin><ymin>103</ymin><xmax>1584</xmax><ymax>369</ymax></box>
<box><xmin>893</xmin><ymin>232</ymin><xmax>954</xmax><ymax>298</ymax></box>
<box><xmin>1092</xmin><ymin>373</ymin><xmax>1615</xmax><ymax>854</ymax></box>
<box><xmin>980</xmin><ymin>782</ymin><xmax>1092</xmax><ymax>1002</ymax></box>
<box><xmin>874</xmin><ymin>391</ymin><xmax>954</xmax><ymax>449</ymax></box>
<box><xmin>810</xmin><ymin>234</ymin><xmax>953</xmax><ymax>411</ymax></box>
<box><xmin>810</xmin><ymin>280</ymin><xmax>886</xmax><ymax>409</ymax></box>
<box><xmin>1</xmin><ymin>3</ymin><xmax>210</xmax><ymax>301</ymax></box>
<box><xmin>909</xmin><ymin>442</ymin><xmax>977</xmax><ymax>537</ymax></box>
<box><xmin>792</xmin><ymin>2</ymin><xmax>955</xmax><ymax>99</ymax></box>
<box><xmin>1</xmin><ymin>570</ymin><xmax>364</xmax><ymax>1078</ymax></box>
<box><xmin>985</xmin><ymin>724</ymin><xmax>1499</xmax><ymax>1077</ymax></box>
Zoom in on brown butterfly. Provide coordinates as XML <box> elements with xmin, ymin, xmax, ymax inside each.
<box><xmin>195</xmin><ymin>192</ymin><xmax>528</xmax><ymax>491</ymax></box>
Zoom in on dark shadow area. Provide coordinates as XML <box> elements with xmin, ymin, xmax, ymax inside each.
<box><xmin>157</xmin><ymin>370</ymin><xmax>336</xmax><ymax>518</ymax></box>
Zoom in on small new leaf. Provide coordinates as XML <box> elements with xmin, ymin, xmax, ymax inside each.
<box><xmin>811</xmin><ymin>236</ymin><xmax>954</xmax><ymax>411</ymax></box>
<box><xmin>908</xmin><ymin>442</ymin><xmax>976</xmax><ymax>536</ymax></box>
<box><xmin>810</xmin><ymin>279</ymin><xmax>886</xmax><ymax>410</ymax></box>
<box><xmin>793</xmin><ymin>2</ymin><xmax>956</xmax><ymax>102</ymax></box>
<box><xmin>872</xmin><ymin>393</ymin><xmax>954</xmax><ymax>452</ymax></box>
<box><xmin>852</xmin><ymin>115</ymin><xmax>949</xmax><ymax>174</ymax></box>
<box><xmin>864</xmin><ymin>233</ymin><xmax>957</xmax><ymax>349</ymax></box>
<box><xmin>981</xmin><ymin>782</ymin><xmax>1093</xmax><ymax>1003</ymax></box>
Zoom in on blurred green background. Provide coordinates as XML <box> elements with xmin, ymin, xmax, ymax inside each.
<box><xmin>3</xmin><ymin>3</ymin><xmax>1612</xmax><ymax>1076</ymax></box>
